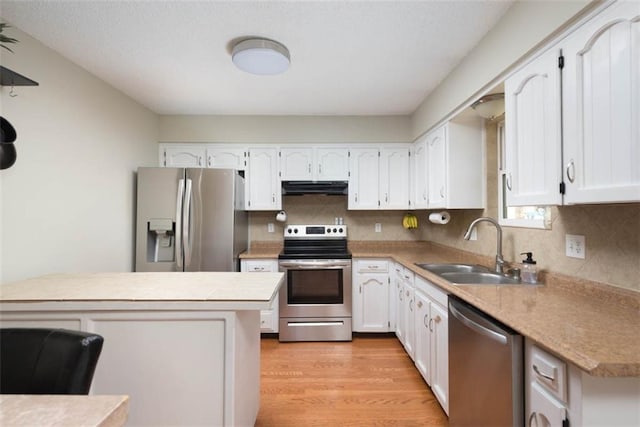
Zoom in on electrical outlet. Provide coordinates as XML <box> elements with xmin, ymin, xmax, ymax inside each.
<box><xmin>374</xmin><ymin>223</ymin><xmax>382</xmax><ymax>233</ymax></box>
<box><xmin>565</xmin><ymin>234</ymin><xmax>585</xmax><ymax>259</ymax></box>
<box><xmin>267</xmin><ymin>223</ymin><xmax>275</xmax><ymax>233</ymax></box>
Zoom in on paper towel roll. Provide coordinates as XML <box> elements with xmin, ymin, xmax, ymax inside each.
<box><xmin>428</xmin><ymin>211</ymin><xmax>450</xmax><ymax>225</ymax></box>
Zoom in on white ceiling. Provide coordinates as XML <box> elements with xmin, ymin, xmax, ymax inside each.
<box><xmin>1</xmin><ymin>1</ymin><xmax>513</xmax><ymax>116</ymax></box>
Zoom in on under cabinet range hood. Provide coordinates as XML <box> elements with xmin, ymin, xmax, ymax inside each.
<box><xmin>281</xmin><ymin>181</ymin><xmax>348</xmax><ymax>196</ymax></box>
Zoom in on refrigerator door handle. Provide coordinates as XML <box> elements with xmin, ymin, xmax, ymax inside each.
<box><xmin>175</xmin><ymin>178</ymin><xmax>185</xmax><ymax>270</ymax></box>
<box><xmin>183</xmin><ymin>178</ymin><xmax>193</xmax><ymax>268</ymax></box>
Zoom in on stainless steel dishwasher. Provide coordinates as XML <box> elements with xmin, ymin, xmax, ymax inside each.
<box><xmin>448</xmin><ymin>296</ymin><xmax>523</xmax><ymax>426</ymax></box>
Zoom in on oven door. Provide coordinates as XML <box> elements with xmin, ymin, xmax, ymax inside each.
<box><xmin>278</xmin><ymin>259</ymin><xmax>352</xmax><ymax>318</ymax></box>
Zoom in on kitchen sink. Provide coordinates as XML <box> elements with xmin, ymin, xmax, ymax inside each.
<box><xmin>414</xmin><ymin>263</ymin><xmax>490</xmax><ymax>274</ymax></box>
<box><xmin>439</xmin><ymin>272</ymin><xmax>522</xmax><ymax>285</ymax></box>
<box><xmin>414</xmin><ymin>263</ymin><xmax>527</xmax><ymax>285</ymax></box>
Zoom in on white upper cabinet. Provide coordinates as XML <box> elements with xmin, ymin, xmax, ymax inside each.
<box><xmin>426</xmin><ymin>126</ymin><xmax>447</xmax><ymax>208</ymax></box>
<box><xmin>562</xmin><ymin>1</ymin><xmax>640</xmax><ymax>204</ymax></box>
<box><xmin>162</xmin><ymin>145</ymin><xmax>206</xmax><ymax>168</ymax></box>
<box><xmin>279</xmin><ymin>147</ymin><xmax>314</xmax><ymax>180</ymax></box>
<box><xmin>348</xmin><ymin>145</ymin><xmax>411</xmax><ymax>210</ymax></box>
<box><xmin>315</xmin><ymin>147</ymin><xmax>350</xmax><ymax>181</ymax></box>
<box><xmin>246</xmin><ymin>147</ymin><xmax>281</xmax><ymax>211</ymax></box>
<box><xmin>380</xmin><ymin>147</ymin><xmax>411</xmax><ymax>209</ymax></box>
<box><xmin>206</xmin><ymin>146</ymin><xmax>246</xmax><ymax>170</ymax></box>
<box><xmin>504</xmin><ymin>46</ymin><xmax>563</xmax><ymax>206</ymax></box>
<box><xmin>279</xmin><ymin>146</ymin><xmax>350</xmax><ymax>181</ymax></box>
<box><xmin>413</xmin><ymin>138</ymin><xmax>428</xmax><ymax>209</ymax></box>
<box><xmin>423</xmin><ymin>119</ymin><xmax>485</xmax><ymax>209</ymax></box>
<box><xmin>348</xmin><ymin>148</ymin><xmax>381</xmax><ymax>210</ymax></box>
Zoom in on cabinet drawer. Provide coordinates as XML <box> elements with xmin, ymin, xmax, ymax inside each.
<box><xmin>242</xmin><ymin>260</ymin><xmax>278</xmax><ymax>272</ymax></box>
<box><xmin>530</xmin><ymin>344</ymin><xmax>567</xmax><ymax>402</ymax></box>
<box><xmin>415</xmin><ymin>276</ymin><xmax>447</xmax><ymax>307</ymax></box>
<box><xmin>355</xmin><ymin>259</ymin><xmax>389</xmax><ymax>273</ymax></box>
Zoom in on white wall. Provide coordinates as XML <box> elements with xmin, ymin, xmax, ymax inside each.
<box><xmin>411</xmin><ymin>0</ymin><xmax>592</xmax><ymax>138</ymax></box>
<box><xmin>159</xmin><ymin>114</ymin><xmax>412</xmax><ymax>144</ymax></box>
<box><xmin>0</xmin><ymin>28</ymin><xmax>158</xmax><ymax>283</ymax></box>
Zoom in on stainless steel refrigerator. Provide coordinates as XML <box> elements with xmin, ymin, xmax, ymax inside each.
<box><xmin>135</xmin><ymin>167</ymin><xmax>248</xmax><ymax>272</ymax></box>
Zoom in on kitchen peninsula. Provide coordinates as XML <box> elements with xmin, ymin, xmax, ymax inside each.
<box><xmin>0</xmin><ymin>272</ymin><xmax>284</xmax><ymax>427</ymax></box>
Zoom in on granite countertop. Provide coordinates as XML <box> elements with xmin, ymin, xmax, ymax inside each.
<box><xmin>241</xmin><ymin>241</ymin><xmax>640</xmax><ymax>377</ymax></box>
<box><xmin>0</xmin><ymin>394</ymin><xmax>128</xmax><ymax>427</ymax></box>
<box><xmin>0</xmin><ymin>272</ymin><xmax>284</xmax><ymax>310</ymax></box>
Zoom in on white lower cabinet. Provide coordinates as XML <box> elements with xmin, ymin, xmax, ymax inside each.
<box><xmin>399</xmin><ymin>267</ymin><xmax>415</xmax><ymax>359</ymax></box>
<box><xmin>241</xmin><ymin>259</ymin><xmax>279</xmax><ymax>333</ymax></box>
<box><xmin>525</xmin><ymin>338</ymin><xmax>640</xmax><ymax>427</ymax></box>
<box><xmin>352</xmin><ymin>259</ymin><xmax>390</xmax><ymax>332</ymax></box>
<box><xmin>414</xmin><ymin>275</ymin><xmax>449</xmax><ymax>415</ymax></box>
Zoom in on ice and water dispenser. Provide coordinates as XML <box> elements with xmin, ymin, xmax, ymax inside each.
<box><xmin>146</xmin><ymin>218</ymin><xmax>175</xmax><ymax>263</ymax></box>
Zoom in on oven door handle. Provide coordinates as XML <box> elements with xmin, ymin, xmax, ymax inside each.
<box><xmin>279</xmin><ymin>260</ymin><xmax>351</xmax><ymax>269</ymax></box>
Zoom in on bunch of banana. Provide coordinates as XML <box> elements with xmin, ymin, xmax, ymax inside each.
<box><xmin>402</xmin><ymin>213</ymin><xmax>419</xmax><ymax>229</ymax></box>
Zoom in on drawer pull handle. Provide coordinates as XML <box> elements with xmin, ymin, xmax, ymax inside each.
<box><xmin>533</xmin><ymin>364</ymin><xmax>555</xmax><ymax>381</ymax></box>
<box><xmin>528</xmin><ymin>412</ymin><xmax>537</xmax><ymax>427</ymax></box>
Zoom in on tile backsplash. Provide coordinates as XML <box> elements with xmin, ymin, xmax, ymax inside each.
<box><xmin>249</xmin><ymin>121</ymin><xmax>640</xmax><ymax>292</ymax></box>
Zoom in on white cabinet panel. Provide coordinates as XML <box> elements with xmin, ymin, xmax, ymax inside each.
<box><xmin>162</xmin><ymin>146</ymin><xmax>206</xmax><ymax>168</ymax></box>
<box><xmin>349</xmin><ymin>148</ymin><xmax>380</xmax><ymax>210</ymax></box>
<box><xmin>423</xmin><ymin>120</ymin><xmax>485</xmax><ymax>209</ymax></box>
<box><xmin>562</xmin><ymin>1</ymin><xmax>640</xmax><ymax>204</ymax></box>
<box><xmin>246</xmin><ymin>148</ymin><xmax>281</xmax><ymax>211</ymax></box>
<box><xmin>349</xmin><ymin>146</ymin><xmax>411</xmax><ymax>210</ymax></box>
<box><xmin>380</xmin><ymin>148</ymin><xmax>411</xmax><ymax>209</ymax></box>
<box><xmin>414</xmin><ymin>290</ymin><xmax>431</xmax><ymax>384</ymax></box>
<box><xmin>413</xmin><ymin>138</ymin><xmax>428</xmax><ymax>209</ymax></box>
<box><xmin>430</xmin><ymin>301</ymin><xmax>449</xmax><ymax>415</ymax></box>
<box><xmin>241</xmin><ymin>259</ymin><xmax>279</xmax><ymax>333</ymax></box>
<box><xmin>279</xmin><ymin>147</ymin><xmax>314</xmax><ymax>181</ymax></box>
<box><xmin>316</xmin><ymin>147</ymin><xmax>350</xmax><ymax>180</ymax></box>
<box><xmin>352</xmin><ymin>259</ymin><xmax>390</xmax><ymax>332</ymax></box>
<box><xmin>207</xmin><ymin>146</ymin><xmax>246</xmax><ymax>170</ymax></box>
<box><xmin>280</xmin><ymin>146</ymin><xmax>349</xmax><ymax>181</ymax></box>
<box><xmin>426</xmin><ymin>126</ymin><xmax>447</xmax><ymax>208</ymax></box>
<box><xmin>505</xmin><ymin>46</ymin><xmax>562</xmax><ymax>206</ymax></box>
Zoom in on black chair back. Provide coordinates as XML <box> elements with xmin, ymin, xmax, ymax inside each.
<box><xmin>0</xmin><ymin>328</ymin><xmax>104</xmax><ymax>394</ymax></box>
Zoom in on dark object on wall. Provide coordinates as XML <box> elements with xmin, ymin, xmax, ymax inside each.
<box><xmin>1</xmin><ymin>116</ymin><xmax>16</xmax><ymax>142</ymax></box>
<box><xmin>0</xmin><ymin>116</ymin><xmax>17</xmax><ymax>169</ymax></box>
<box><xmin>0</xmin><ymin>328</ymin><xmax>104</xmax><ymax>394</ymax></box>
<box><xmin>0</xmin><ymin>66</ymin><xmax>39</xmax><ymax>86</ymax></box>
<box><xmin>0</xmin><ymin>142</ymin><xmax>17</xmax><ymax>169</ymax></box>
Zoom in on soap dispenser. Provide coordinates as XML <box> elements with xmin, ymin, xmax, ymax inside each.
<box><xmin>520</xmin><ymin>252</ymin><xmax>538</xmax><ymax>284</ymax></box>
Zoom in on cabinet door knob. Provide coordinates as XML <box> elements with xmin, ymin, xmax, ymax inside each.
<box><xmin>417</xmin><ymin>300</ymin><xmax>423</xmax><ymax>308</ymax></box>
<box><xmin>433</xmin><ymin>315</ymin><xmax>441</xmax><ymax>323</ymax></box>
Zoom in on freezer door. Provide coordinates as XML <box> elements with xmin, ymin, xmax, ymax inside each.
<box><xmin>184</xmin><ymin>168</ymin><xmax>246</xmax><ymax>272</ymax></box>
<box><xmin>135</xmin><ymin>167</ymin><xmax>185</xmax><ymax>272</ymax></box>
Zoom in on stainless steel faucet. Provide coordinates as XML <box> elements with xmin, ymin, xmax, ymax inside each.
<box><xmin>463</xmin><ymin>217</ymin><xmax>505</xmax><ymax>274</ymax></box>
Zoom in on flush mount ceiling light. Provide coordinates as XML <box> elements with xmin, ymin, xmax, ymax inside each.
<box><xmin>231</xmin><ymin>38</ymin><xmax>290</xmax><ymax>75</ymax></box>
<box><xmin>471</xmin><ymin>93</ymin><xmax>505</xmax><ymax>120</ymax></box>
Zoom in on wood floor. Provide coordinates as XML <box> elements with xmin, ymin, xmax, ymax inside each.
<box><xmin>255</xmin><ymin>335</ymin><xmax>449</xmax><ymax>426</ymax></box>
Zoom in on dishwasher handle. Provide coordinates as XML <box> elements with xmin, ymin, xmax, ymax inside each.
<box><xmin>449</xmin><ymin>301</ymin><xmax>508</xmax><ymax>345</ymax></box>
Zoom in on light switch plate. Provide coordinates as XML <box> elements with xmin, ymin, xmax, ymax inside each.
<box><xmin>565</xmin><ymin>234</ymin><xmax>585</xmax><ymax>259</ymax></box>
<box><xmin>374</xmin><ymin>223</ymin><xmax>382</xmax><ymax>233</ymax></box>
<box><xmin>267</xmin><ymin>223</ymin><xmax>275</xmax><ymax>233</ymax></box>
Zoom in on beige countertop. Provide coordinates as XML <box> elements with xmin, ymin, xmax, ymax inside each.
<box><xmin>0</xmin><ymin>394</ymin><xmax>129</xmax><ymax>427</ymax></box>
<box><xmin>242</xmin><ymin>241</ymin><xmax>640</xmax><ymax>377</ymax></box>
<box><xmin>0</xmin><ymin>272</ymin><xmax>284</xmax><ymax>310</ymax></box>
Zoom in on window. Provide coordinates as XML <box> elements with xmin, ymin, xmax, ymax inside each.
<box><xmin>497</xmin><ymin>121</ymin><xmax>551</xmax><ymax>229</ymax></box>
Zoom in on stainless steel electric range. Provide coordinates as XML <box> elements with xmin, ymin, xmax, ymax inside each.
<box><xmin>278</xmin><ymin>224</ymin><xmax>352</xmax><ymax>342</ymax></box>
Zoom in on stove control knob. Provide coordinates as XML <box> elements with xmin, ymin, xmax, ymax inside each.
<box><xmin>338</xmin><ymin>228</ymin><xmax>343</xmax><ymax>233</ymax></box>
<box><xmin>287</xmin><ymin>228</ymin><xmax>292</xmax><ymax>234</ymax></box>
<box><xmin>326</xmin><ymin>228</ymin><xmax>331</xmax><ymax>233</ymax></box>
<box><xmin>333</xmin><ymin>228</ymin><xmax>338</xmax><ymax>233</ymax></box>
<box><xmin>294</xmin><ymin>228</ymin><xmax>298</xmax><ymax>234</ymax></box>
